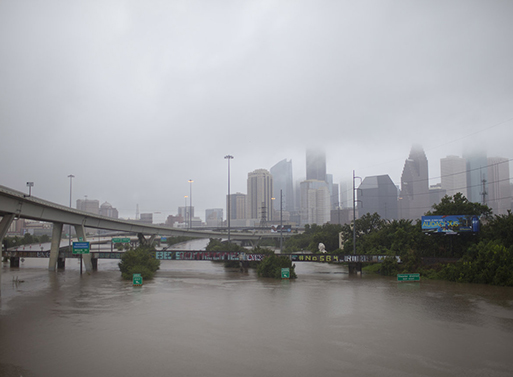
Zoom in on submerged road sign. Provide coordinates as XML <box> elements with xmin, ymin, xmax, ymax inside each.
<box><xmin>281</xmin><ymin>268</ymin><xmax>290</xmax><ymax>279</ymax></box>
<box><xmin>397</xmin><ymin>273</ymin><xmax>420</xmax><ymax>282</ymax></box>
<box><xmin>133</xmin><ymin>273</ymin><xmax>143</xmax><ymax>286</ymax></box>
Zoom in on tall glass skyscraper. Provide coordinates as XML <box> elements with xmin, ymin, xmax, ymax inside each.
<box><xmin>398</xmin><ymin>145</ymin><xmax>430</xmax><ymax>220</ymax></box>
<box><xmin>464</xmin><ymin>149</ymin><xmax>488</xmax><ymax>204</ymax></box>
<box><xmin>270</xmin><ymin>159</ymin><xmax>295</xmax><ymax>213</ymax></box>
<box><xmin>306</xmin><ymin>148</ymin><xmax>326</xmax><ymax>181</ymax></box>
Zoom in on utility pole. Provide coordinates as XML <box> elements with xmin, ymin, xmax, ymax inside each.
<box><xmin>480</xmin><ymin>177</ymin><xmax>487</xmax><ymax>205</ymax></box>
<box><xmin>352</xmin><ymin>170</ymin><xmax>362</xmax><ymax>255</ymax></box>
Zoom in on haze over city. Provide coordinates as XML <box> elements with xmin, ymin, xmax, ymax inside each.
<box><xmin>2</xmin><ymin>0</ymin><xmax>513</xmax><ymax>223</ymax></box>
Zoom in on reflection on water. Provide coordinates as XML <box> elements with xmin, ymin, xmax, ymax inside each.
<box><xmin>2</xmin><ymin>252</ymin><xmax>513</xmax><ymax>377</ymax></box>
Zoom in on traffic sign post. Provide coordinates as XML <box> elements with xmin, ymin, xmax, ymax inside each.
<box><xmin>133</xmin><ymin>273</ymin><xmax>143</xmax><ymax>286</ymax></box>
<box><xmin>397</xmin><ymin>273</ymin><xmax>420</xmax><ymax>282</ymax></box>
<box><xmin>72</xmin><ymin>242</ymin><xmax>90</xmax><ymax>254</ymax></box>
<box><xmin>112</xmin><ymin>238</ymin><xmax>130</xmax><ymax>243</ymax></box>
<box><xmin>281</xmin><ymin>268</ymin><xmax>290</xmax><ymax>279</ymax></box>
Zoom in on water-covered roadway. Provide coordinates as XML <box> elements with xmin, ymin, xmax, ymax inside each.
<box><xmin>1</xmin><ymin>240</ymin><xmax>513</xmax><ymax>377</ymax></box>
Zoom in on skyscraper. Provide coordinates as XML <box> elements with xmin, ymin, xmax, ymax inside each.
<box><xmin>464</xmin><ymin>149</ymin><xmax>488</xmax><ymax>204</ymax></box>
<box><xmin>398</xmin><ymin>145</ymin><xmax>430</xmax><ymax>220</ymax></box>
<box><xmin>270</xmin><ymin>159</ymin><xmax>294</xmax><ymax>213</ymax></box>
<box><xmin>247</xmin><ymin>169</ymin><xmax>273</xmax><ymax>221</ymax></box>
<box><xmin>300</xmin><ymin>180</ymin><xmax>330</xmax><ymax>226</ymax></box>
<box><xmin>487</xmin><ymin>157</ymin><xmax>510</xmax><ymax>215</ymax></box>
<box><xmin>358</xmin><ymin>175</ymin><xmax>398</xmax><ymax>220</ymax></box>
<box><xmin>440</xmin><ymin>155</ymin><xmax>467</xmax><ymax>199</ymax></box>
<box><xmin>76</xmin><ymin>198</ymin><xmax>99</xmax><ymax>214</ymax></box>
<box><xmin>227</xmin><ymin>192</ymin><xmax>247</xmax><ymax>220</ymax></box>
<box><xmin>306</xmin><ymin>148</ymin><xmax>326</xmax><ymax>181</ymax></box>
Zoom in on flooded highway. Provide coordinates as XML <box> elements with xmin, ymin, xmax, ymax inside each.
<box><xmin>2</xmin><ymin>251</ymin><xmax>513</xmax><ymax>377</ymax></box>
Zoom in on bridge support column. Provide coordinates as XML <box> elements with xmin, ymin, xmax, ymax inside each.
<box><xmin>48</xmin><ymin>222</ymin><xmax>63</xmax><ymax>271</ymax></box>
<box><xmin>348</xmin><ymin>262</ymin><xmax>362</xmax><ymax>275</ymax></box>
<box><xmin>10</xmin><ymin>257</ymin><xmax>20</xmax><ymax>268</ymax></box>
<box><xmin>74</xmin><ymin>225</ymin><xmax>93</xmax><ymax>272</ymax></box>
<box><xmin>0</xmin><ymin>214</ymin><xmax>16</xmax><ymax>297</ymax></box>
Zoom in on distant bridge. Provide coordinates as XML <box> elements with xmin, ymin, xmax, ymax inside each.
<box><xmin>0</xmin><ymin>184</ymin><xmax>292</xmax><ymax>290</ymax></box>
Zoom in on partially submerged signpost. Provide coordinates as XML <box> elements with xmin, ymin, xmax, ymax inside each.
<box><xmin>397</xmin><ymin>273</ymin><xmax>420</xmax><ymax>282</ymax></box>
<box><xmin>72</xmin><ymin>241</ymin><xmax>90</xmax><ymax>275</ymax></box>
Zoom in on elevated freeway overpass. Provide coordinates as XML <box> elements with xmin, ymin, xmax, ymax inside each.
<box><xmin>0</xmin><ymin>184</ymin><xmax>291</xmax><ymax>291</ymax></box>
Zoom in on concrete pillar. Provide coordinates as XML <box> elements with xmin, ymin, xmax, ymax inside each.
<box><xmin>348</xmin><ymin>262</ymin><xmax>362</xmax><ymax>275</ymax></box>
<box><xmin>0</xmin><ymin>214</ymin><xmax>16</xmax><ymax>297</ymax></box>
<box><xmin>48</xmin><ymin>222</ymin><xmax>63</xmax><ymax>271</ymax></box>
<box><xmin>91</xmin><ymin>258</ymin><xmax>98</xmax><ymax>271</ymax></box>
<box><xmin>10</xmin><ymin>257</ymin><xmax>20</xmax><ymax>268</ymax></box>
<box><xmin>74</xmin><ymin>225</ymin><xmax>92</xmax><ymax>272</ymax></box>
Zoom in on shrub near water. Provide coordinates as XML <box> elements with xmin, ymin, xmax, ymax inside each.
<box><xmin>118</xmin><ymin>246</ymin><xmax>160</xmax><ymax>280</ymax></box>
<box><xmin>257</xmin><ymin>254</ymin><xmax>297</xmax><ymax>279</ymax></box>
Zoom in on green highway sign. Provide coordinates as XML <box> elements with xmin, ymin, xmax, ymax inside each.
<box><xmin>133</xmin><ymin>273</ymin><xmax>143</xmax><ymax>286</ymax></box>
<box><xmin>397</xmin><ymin>273</ymin><xmax>420</xmax><ymax>282</ymax></box>
<box><xmin>281</xmin><ymin>268</ymin><xmax>290</xmax><ymax>279</ymax></box>
<box><xmin>112</xmin><ymin>238</ymin><xmax>131</xmax><ymax>243</ymax></box>
<box><xmin>72</xmin><ymin>241</ymin><xmax>90</xmax><ymax>254</ymax></box>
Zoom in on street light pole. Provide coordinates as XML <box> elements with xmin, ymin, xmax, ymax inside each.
<box><xmin>224</xmin><ymin>155</ymin><xmax>233</xmax><ymax>243</ymax></box>
<box><xmin>67</xmin><ymin>174</ymin><xmax>74</xmax><ymax>264</ymax></box>
<box><xmin>188</xmin><ymin>180</ymin><xmax>193</xmax><ymax>229</ymax></box>
<box><xmin>184</xmin><ymin>195</ymin><xmax>188</xmax><ymax>226</ymax></box>
<box><xmin>26</xmin><ymin>182</ymin><xmax>34</xmax><ymax>197</ymax></box>
<box><xmin>280</xmin><ymin>189</ymin><xmax>283</xmax><ymax>253</ymax></box>
<box><xmin>352</xmin><ymin>170</ymin><xmax>362</xmax><ymax>255</ymax></box>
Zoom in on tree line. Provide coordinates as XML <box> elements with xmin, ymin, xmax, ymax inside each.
<box><xmin>282</xmin><ymin>193</ymin><xmax>513</xmax><ymax>286</ymax></box>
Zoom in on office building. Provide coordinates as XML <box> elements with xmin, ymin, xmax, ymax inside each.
<box><xmin>300</xmin><ymin>179</ymin><xmax>330</xmax><ymax>226</ymax></box>
<box><xmin>488</xmin><ymin>157</ymin><xmax>510</xmax><ymax>215</ymax></box>
<box><xmin>99</xmin><ymin>202</ymin><xmax>119</xmax><ymax>219</ymax></box>
<box><xmin>247</xmin><ymin>169</ymin><xmax>273</xmax><ymax>222</ymax></box>
<box><xmin>206</xmin><ymin>208</ymin><xmax>223</xmax><ymax>227</ymax></box>
<box><xmin>270</xmin><ymin>159</ymin><xmax>295</xmax><ymax>213</ymax></box>
<box><xmin>227</xmin><ymin>192</ymin><xmax>247</xmax><ymax>220</ymax></box>
<box><xmin>440</xmin><ymin>155</ymin><xmax>467</xmax><ymax>199</ymax></box>
<box><xmin>76</xmin><ymin>198</ymin><xmax>99</xmax><ymax>214</ymax></box>
<box><xmin>358</xmin><ymin>175</ymin><xmax>398</xmax><ymax>220</ymax></box>
<box><xmin>398</xmin><ymin>145</ymin><xmax>430</xmax><ymax>220</ymax></box>
<box><xmin>464</xmin><ymin>149</ymin><xmax>488</xmax><ymax>204</ymax></box>
<box><xmin>306</xmin><ymin>148</ymin><xmax>326</xmax><ymax>181</ymax></box>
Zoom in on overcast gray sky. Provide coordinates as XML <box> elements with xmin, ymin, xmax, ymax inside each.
<box><xmin>2</xmin><ymin>0</ymin><xmax>512</xmax><ymax>222</ymax></box>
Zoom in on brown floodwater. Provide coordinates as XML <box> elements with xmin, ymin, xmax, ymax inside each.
<box><xmin>1</xmin><ymin>253</ymin><xmax>513</xmax><ymax>377</ymax></box>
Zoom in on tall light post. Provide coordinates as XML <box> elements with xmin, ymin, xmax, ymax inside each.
<box><xmin>271</xmin><ymin>197</ymin><xmax>275</xmax><ymax>222</ymax></box>
<box><xmin>352</xmin><ymin>170</ymin><xmax>362</xmax><ymax>255</ymax></box>
<box><xmin>279</xmin><ymin>189</ymin><xmax>283</xmax><ymax>253</ymax></box>
<box><xmin>188</xmin><ymin>179</ymin><xmax>193</xmax><ymax>229</ymax></box>
<box><xmin>184</xmin><ymin>195</ymin><xmax>188</xmax><ymax>226</ymax></box>
<box><xmin>67</xmin><ymin>174</ymin><xmax>74</xmax><ymax>256</ymax></box>
<box><xmin>224</xmin><ymin>155</ymin><xmax>233</xmax><ymax>243</ymax></box>
<box><xmin>26</xmin><ymin>182</ymin><xmax>34</xmax><ymax>197</ymax></box>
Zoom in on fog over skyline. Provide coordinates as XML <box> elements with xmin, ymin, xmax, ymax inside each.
<box><xmin>2</xmin><ymin>1</ymin><xmax>513</xmax><ymax>223</ymax></box>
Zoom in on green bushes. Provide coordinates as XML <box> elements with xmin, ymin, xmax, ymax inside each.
<box><xmin>118</xmin><ymin>246</ymin><xmax>160</xmax><ymax>280</ymax></box>
<box><xmin>438</xmin><ymin>241</ymin><xmax>513</xmax><ymax>286</ymax></box>
<box><xmin>257</xmin><ymin>254</ymin><xmax>297</xmax><ymax>279</ymax></box>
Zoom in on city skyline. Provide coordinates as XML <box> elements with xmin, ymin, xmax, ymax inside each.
<box><xmin>2</xmin><ymin>1</ymin><xmax>513</xmax><ymax>223</ymax></box>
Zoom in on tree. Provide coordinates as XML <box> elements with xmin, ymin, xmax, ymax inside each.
<box><xmin>257</xmin><ymin>254</ymin><xmax>297</xmax><ymax>279</ymax></box>
<box><xmin>481</xmin><ymin>211</ymin><xmax>513</xmax><ymax>248</ymax></box>
<box><xmin>427</xmin><ymin>193</ymin><xmax>492</xmax><ymax>219</ymax></box>
<box><xmin>118</xmin><ymin>246</ymin><xmax>160</xmax><ymax>280</ymax></box>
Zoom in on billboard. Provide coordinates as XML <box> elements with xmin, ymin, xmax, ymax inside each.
<box><xmin>421</xmin><ymin>215</ymin><xmax>480</xmax><ymax>234</ymax></box>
